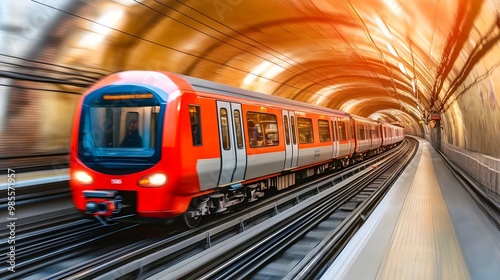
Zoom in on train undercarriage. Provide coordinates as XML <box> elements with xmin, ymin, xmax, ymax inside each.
<box><xmin>182</xmin><ymin>143</ymin><xmax>401</xmax><ymax>228</ymax></box>
<box><xmin>182</xmin><ymin>151</ymin><xmax>382</xmax><ymax>228</ymax></box>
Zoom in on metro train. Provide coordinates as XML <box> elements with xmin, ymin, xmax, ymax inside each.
<box><xmin>70</xmin><ymin>71</ymin><xmax>404</xmax><ymax>227</ymax></box>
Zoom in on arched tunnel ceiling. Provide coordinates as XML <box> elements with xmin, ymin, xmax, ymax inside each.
<box><xmin>28</xmin><ymin>0</ymin><xmax>500</xmax><ymax>134</ymax></box>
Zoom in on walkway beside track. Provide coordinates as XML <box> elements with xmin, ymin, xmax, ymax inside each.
<box><xmin>322</xmin><ymin>137</ymin><xmax>500</xmax><ymax>280</ymax></box>
<box><xmin>0</xmin><ymin>168</ymin><xmax>71</xmax><ymax>220</ymax></box>
<box><xmin>0</xmin><ymin>168</ymin><xmax>68</xmax><ymax>190</ymax></box>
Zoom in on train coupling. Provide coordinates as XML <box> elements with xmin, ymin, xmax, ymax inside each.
<box><xmin>83</xmin><ymin>190</ymin><xmax>123</xmax><ymax>225</ymax></box>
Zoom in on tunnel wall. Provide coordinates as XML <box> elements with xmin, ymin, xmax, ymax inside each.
<box><xmin>0</xmin><ymin>83</ymin><xmax>78</xmax><ymax>169</ymax></box>
<box><xmin>442</xmin><ymin>142</ymin><xmax>500</xmax><ymax>197</ymax></box>
<box><xmin>437</xmin><ymin>38</ymin><xmax>500</xmax><ymax>196</ymax></box>
<box><xmin>439</xmin><ymin>37</ymin><xmax>500</xmax><ymax>159</ymax></box>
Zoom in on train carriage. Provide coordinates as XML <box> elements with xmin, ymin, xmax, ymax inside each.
<box><xmin>350</xmin><ymin>115</ymin><xmax>382</xmax><ymax>160</ymax></box>
<box><xmin>381</xmin><ymin>123</ymin><xmax>404</xmax><ymax>148</ymax></box>
<box><xmin>70</xmin><ymin>70</ymin><xmax>404</xmax><ymax>227</ymax></box>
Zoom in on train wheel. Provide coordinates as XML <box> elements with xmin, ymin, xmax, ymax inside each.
<box><xmin>183</xmin><ymin>211</ymin><xmax>201</xmax><ymax>228</ymax></box>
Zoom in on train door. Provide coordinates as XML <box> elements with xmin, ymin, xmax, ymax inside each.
<box><xmin>349</xmin><ymin>118</ymin><xmax>356</xmax><ymax>155</ymax></box>
<box><xmin>288</xmin><ymin>111</ymin><xmax>299</xmax><ymax>168</ymax></box>
<box><xmin>216</xmin><ymin>101</ymin><xmax>246</xmax><ymax>185</ymax></box>
<box><xmin>282</xmin><ymin>110</ymin><xmax>298</xmax><ymax>169</ymax></box>
<box><xmin>231</xmin><ymin>104</ymin><xmax>246</xmax><ymax>181</ymax></box>
<box><xmin>331</xmin><ymin>117</ymin><xmax>339</xmax><ymax>158</ymax></box>
<box><xmin>368</xmin><ymin>124</ymin><xmax>372</xmax><ymax>150</ymax></box>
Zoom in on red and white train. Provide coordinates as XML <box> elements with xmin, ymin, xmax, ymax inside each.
<box><xmin>70</xmin><ymin>71</ymin><xmax>404</xmax><ymax>227</ymax></box>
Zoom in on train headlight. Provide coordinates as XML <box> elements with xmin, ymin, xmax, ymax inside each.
<box><xmin>138</xmin><ymin>173</ymin><xmax>167</xmax><ymax>187</ymax></box>
<box><xmin>74</xmin><ymin>171</ymin><xmax>93</xmax><ymax>185</ymax></box>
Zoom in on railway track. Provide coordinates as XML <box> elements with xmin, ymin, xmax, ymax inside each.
<box><xmin>0</xmin><ymin>180</ymin><xmax>70</xmax><ymax>210</ymax></box>
<box><xmin>0</xmin><ymin>212</ymin><xmax>170</xmax><ymax>279</ymax></box>
<box><xmin>41</xmin><ymin>140</ymin><xmax>411</xmax><ymax>280</ymax></box>
<box><xmin>156</xmin><ymin>138</ymin><xmax>418</xmax><ymax>279</ymax></box>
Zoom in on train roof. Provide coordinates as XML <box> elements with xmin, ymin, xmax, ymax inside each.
<box><xmin>350</xmin><ymin>114</ymin><xmax>379</xmax><ymax>124</ymax></box>
<box><xmin>178</xmin><ymin>73</ymin><xmax>350</xmax><ymax>117</ymax></box>
<box><xmin>86</xmin><ymin>71</ymin><xmax>392</xmax><ymax>124</ymax></box>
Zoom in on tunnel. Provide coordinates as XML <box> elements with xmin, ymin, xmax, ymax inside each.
<box><xmin>1</xmin><ymin>1</ymin><xmax>500</xmax><ymax>279</ymax></box>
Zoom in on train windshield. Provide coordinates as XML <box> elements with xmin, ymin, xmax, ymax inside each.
<box><xmin>79</xmin><ymin>94</ymin><xmax>162</xmax><ymax>159</ymax></box>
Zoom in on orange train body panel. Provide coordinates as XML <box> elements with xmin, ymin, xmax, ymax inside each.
<box><xmin>70</xmin><ymin>70</ymin><xmax>404</xmax><ymax>223</ymax></box>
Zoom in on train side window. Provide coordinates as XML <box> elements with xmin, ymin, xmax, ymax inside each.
<box><xmin>283</xmin><ymin>115</ymin><xmax>290</xmax><ymax>145</ymax></box>
<box><xmin>291</xmin><ymin>116</ymin><xmax>297</xmax><ymax>144</ymax></box>
<box><xmin>220</xmin><ymin>108</ymin><xmax>230</xmax><ymax>150</ymax></box>
<box><xmin>359</xmin><ymin>124</ymin><xmax>365</xmax><ymax>140</ymax></box>
<box><xmin>246</xmin><ymin>111</ymin><xmax>278</xmax><ymax>147</ymax></box>
<box><xmin>234</xmin><ymin>110</ymin><xmax>243</xmax><ymax>149</ymax></box>
<box><xmin>189</xmin><ymin>105</ymin><xmax>202</xmax><ymax>146</ymax></box>
<box><xmin>297</xmin><ymin>117</ymin><xmax>314</xmax><ymax>144</ymax></box>
<box><xmin>264</xmin><ymin>118</ymin><xmax>279</xmax><ymax>146</ymax></box>
<box><xmin>338</xmin><ymin>121</ymin><xmax>347</xmax><ymax>141</ymax></box>
<box><xmin>318</xmin><ymin>119</ymin><xmax>331</xmax><ymax>142</ymax></box>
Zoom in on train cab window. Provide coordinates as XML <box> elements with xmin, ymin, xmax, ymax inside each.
<box><xmin>189</xmin><ymin>105</ymin><xmax>202</xmax><ymax>146</ymax></box>
<box><xmin>246</xmin><ymin>112</ymin><xmax>279</xmax><ymax>147</ymax></box>
<box><xmin>119</xmin><ymin>112</ymin><xmax>143</xmax><ymax>147</ymax></box>
<box><xmin>338</xmin><ymin>121</ymin><xmax>347</xmax><ymax>141</ymax></box>
<box><xmin>318</xmin><ymin>119</ymin><xmax>331</xmax><ymax>142</ymax></box>
<box><xmin>291</xmin><ymin>116</ymin><xmax>297</xmax><ymax>145</ymax></box>
<box><xmin>297</xmin><ymin>117</ymin><xmax>314</xmax><ymax>144</ymax></box>
<box><xmin>283</xmin><ymin>115</ymin><xmax>290</xmax><ymax>145</ymax></box>
<box><xmin>234</xmin><ymin>110</ymin><xmax>243</xmax><ymax>149</ymax></box>
<box><xmin>80</xmin><ymin>103</ymin><xmax>161</xmax><ymax>159</ymax></box>
<box><xmin>220</xmin><ymin>108</ymin><xmax>230</xmax><ymax>150</ymax></box>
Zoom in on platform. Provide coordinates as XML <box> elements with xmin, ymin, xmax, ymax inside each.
<box><xmin>0</xmin><ymin>168</ymin><xmax>69</xmax><ymax>190</ymax></box>
<box><xmin>0</xmin><ymin>168</ymin><xmax>71</xmax><ymax>221</ymax></box>
<box><xmin>322</xmin><ymin>137</ymin><xmax>500</xmax><ymax>280</ymax></box>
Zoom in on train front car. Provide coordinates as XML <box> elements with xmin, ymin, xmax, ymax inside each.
<box><xmin>70</xmin><ymin>71</ymin><xmax>195</xmax><ymax>225</ymax></box>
